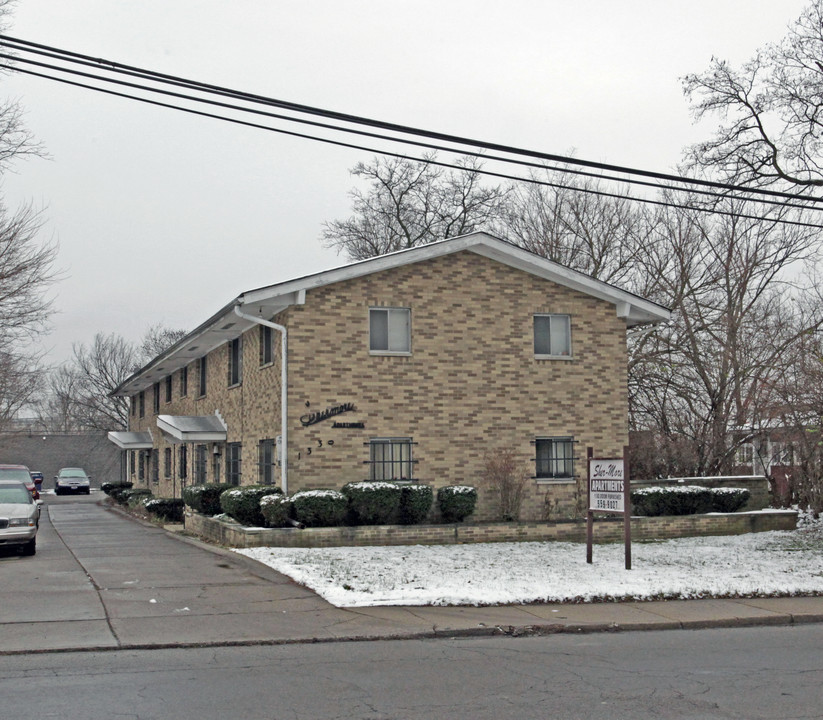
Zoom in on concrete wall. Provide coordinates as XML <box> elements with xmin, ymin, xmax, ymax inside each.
<box><xmin>185</xmin><ymin>509</ymin><xmax>798</xmax><ymax>549</ymax></box>
<box><xmin>0</xmin><ymin>431</ymin><xmax>121</xmax><ymax>489</ymax></box>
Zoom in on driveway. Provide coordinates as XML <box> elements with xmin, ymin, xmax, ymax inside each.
<box><xmin>0</xmin><ymin>493</ymin><xmax>363</xmax><ymax>653</ymax></box>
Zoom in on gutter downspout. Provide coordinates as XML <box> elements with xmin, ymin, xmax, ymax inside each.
<box><xmin>234</xmin><ymin>306</ymin><xmax>289</xmax><ymax>496</ymax></box>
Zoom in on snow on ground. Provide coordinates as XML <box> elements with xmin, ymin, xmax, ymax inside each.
<box><xmin>236</xmin><ymin>517</ymin><xmax>823</xmax><ymax>608</ymax></box>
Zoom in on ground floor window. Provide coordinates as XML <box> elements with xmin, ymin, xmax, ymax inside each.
<box><xmin>367</xmin><ymin>437</ymin><xmax>415</xmax><ymax>481</ymax></box>
<box><xmin>178</xmin><ymin>445</ymin><xmax>188</xmax><ymax>480</ymax></box>
<box><xmin>164</xmin><ymin>447</ymin><xmax>172</xmax><ymax>479</ymax></box>
<box><xmin>138</xmin><ymin>451</ymin><xmax>145</xmax><ymax>481</ymax></box>
<box><xmin>194</xmin><ymin>444</ymin><xmax>208</xmax><ymax>484</ymax></box>
<box><xmin>130</xmin><ymin>450</ymin><xmax>136</xmax><ymax>476</ymax></box>
<box><xmin>151</xmin><ymin>449</ymin><xmax>159</xmax><ymax>484</ymax></box>
<box><xmin>227</xmin><ymin>443</ymin><xmax>242</xmax><ymax>485</ymax></box>
<box><xmin>258</xmin><ymin>439</ymin><xmax>275</xmax><ymax>485</ymax></box>
<box><xmin>212</xmin><ymin>449</ymin><xmax>222</xmax><ymax>483</ymax></box>
<box><xmin>535</xmin><ymin>437</ymin><xmax>575</xmax><ymax>479</ymax></box>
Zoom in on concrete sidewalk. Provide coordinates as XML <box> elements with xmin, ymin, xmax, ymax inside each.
<box><xmin>2</xmin><ymin>497</ymin><xmax>822</xmax><ymax>655</ymax></box>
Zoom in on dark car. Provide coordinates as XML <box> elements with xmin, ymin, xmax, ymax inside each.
<box><xmin>0</xmin><ymin>464</ymin><xmax>39</xmax><ymax>500</ymax></box>
<box><xmin>54</xmin><ymin>467</ymin><xmax>91</xmax><ymax>495</ymax></box>
<box><xmin>30</xmin><ymin>471</ymin><xmax>44</xmax><ymax>492</ymax></box>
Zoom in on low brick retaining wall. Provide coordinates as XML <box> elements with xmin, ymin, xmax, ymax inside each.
<box><xmin>185</xmin><ymin>509</ymin><xmax>798</xmax><ymax>549</ymax></box>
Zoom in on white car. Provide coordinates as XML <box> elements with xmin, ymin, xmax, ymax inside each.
<box><xmin>54</xmin><ymin>467</ymin><xmax>92</xmax><ymax>495</ymax></box>
<box><xmin>0</xmin><ymin>480</ymin><xmax>39</xmax><ymax>555</ymax></box>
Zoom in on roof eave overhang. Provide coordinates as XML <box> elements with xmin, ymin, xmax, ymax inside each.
<box><xmin>107</xmin><ymin>431</ymin><xmax>153</xmax><ymax>450</ymax></box>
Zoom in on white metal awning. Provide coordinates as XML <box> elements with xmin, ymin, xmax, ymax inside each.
<box><xmin>156</xmin><ymin>413</ymin><xmax>227</xmax><ymax>444</ymax></box>
<box><xmin>107</xmin><ymin>431</ymin><xmax>153</xmax><ymax>450</ymax></box>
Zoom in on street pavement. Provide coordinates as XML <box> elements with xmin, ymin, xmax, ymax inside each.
<box><xmin>2</xmin><ymin>495</ymin><xmax>822</xmax><ymax>655</ymax></box>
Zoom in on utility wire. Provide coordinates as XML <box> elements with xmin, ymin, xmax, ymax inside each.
<box><xmin>1</xmin><ymin>48</ymin><xmax>820</xmax><ymax>217</ymax></box>
<box><xmin>1</xmin><ymin>35</ymin><xmax>822</xmax><ymax>230</ymax></box>
<box><xmin>8</xmin><ymin>62</ymin><xmax>822</xmax><ymax>232</ymax></box>
<box><xmin>2</xmin><ymin>34</ymin><xmax>820</xmax><ymax>206</ymax></box>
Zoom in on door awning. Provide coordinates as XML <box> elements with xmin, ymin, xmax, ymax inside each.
<box><xmin>157</xmin><ymin>414</ymin><xmax>227</xmax><ymax>443</ymax></box>
<box><xmin>107</xmin><ymin>431</ymin><xmax>154</xmax><ymax>450</ymax></box>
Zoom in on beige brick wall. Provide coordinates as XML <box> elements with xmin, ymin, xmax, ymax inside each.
<box><xmin>129</xmin><ymin>250</ymin><xmax>629</xmax><ymax>520</ymax></box>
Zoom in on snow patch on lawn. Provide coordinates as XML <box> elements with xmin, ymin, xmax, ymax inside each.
<box><xmin>236</xmin><ymin>521</ymin><xmax>823</xmax><ymax>608</ymax></box>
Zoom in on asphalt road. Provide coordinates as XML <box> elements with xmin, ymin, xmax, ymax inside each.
<box><xmin>1</xmin><ymin>625</ymin><xmax>821</xmax><ymax>719</ymax></box>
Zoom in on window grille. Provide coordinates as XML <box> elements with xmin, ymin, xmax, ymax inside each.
<box><xmin>365</xmin><ymin>438</ymin><xmax>416</xmax><ymax>481</ymax></box>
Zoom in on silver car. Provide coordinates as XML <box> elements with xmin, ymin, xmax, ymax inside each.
<box><xmin>54</xmin><ymin>467</ymin><xmax>92</xmax><ymax>495</ymax></box>
<box><xmin>0</xmin><ymin>480</ymin><xmax>40</xmax><ymax>555</ymax></box>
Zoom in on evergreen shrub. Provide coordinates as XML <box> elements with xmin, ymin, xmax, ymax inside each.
<box><xmin>144</xmin><ymin>498</ymin><xmax>185</xmax><ymax>522</ymax></box>
<box><xmin>182</xmin><ymin>483</ymin><xmax>234</xmax><ymax>515</ymax></box>
<box><xmin>398</xmin><ymin>484</ymin><xmax>433</xmax><ymax>524</ymax></box>
<box><xmin>220</xmin><ymin>485</ymin><xmax>283</xmax><ymax>526</ymax></box>
<box><xmin>632</xmin><ymin>486</ymin><xmax>750</xmax><ymax>516</ymax></box>
<box><xmin>260</xmin><ymin>494</ymin><xmax>292</xmax><ymax>527</ymax></box>
<box><xmin>123</xmin><ymin>488</ymin><xmax>153</xmax><ymax>507</ymax></box>
<box><xmin>343</xmin><ymin>482</ymin><xmax>402</xmax><ymax>525</ymax></box>
<box><xmin>101</xmin><ymin>481</ymin><xmax>133</xmax><ymax>495</ymax></box>
<box><xmin>291</xmin><ymin>489</ymin><xmax>347</xmax><ymax>527</ymax></box>
<box><xmin>437</xmin><ymin>485</ymin><xmax>477</xmax><ymax>523</ymax></box>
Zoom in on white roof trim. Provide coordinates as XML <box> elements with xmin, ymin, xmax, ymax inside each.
<box><xmin>113</xmin><ymin>232</ymin><xmax>670</xmax><ymax>396</ymax></box>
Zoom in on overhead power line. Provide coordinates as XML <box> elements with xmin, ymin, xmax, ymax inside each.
<box><xmin>1</xmin><ymin>34</ymin><xmax>823</xmax><ymax>230</ymax></box>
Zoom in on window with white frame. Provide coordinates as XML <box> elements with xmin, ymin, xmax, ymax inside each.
<box><xmin>228</xmin><ymin>337</ymin><xmax>242</xmax><ymax>387</ymax></box>
<box><xmin>535</xmin><ymin>437</ymin><xmax>575</xmax><ymax>479</ymax></box>
<box><xmin>534</xmin><ymin>314</ymin><xmax>571</xmax><ymax>357</ymax></box>
<box><xmin>367</xmin><ymin>437</ymin><xmax>415</xmax><ymax>481</ymax></box>
<box><xmin>736</xmin><ymin>443</ymin><xmax>754</xmax><ymax>466</ymax></box>
<box><xmin>369</xmin><ymin>307</ymin><xmax>411</xmax><ymax>353</ymax></box>
<box><xmin>770</xmin><ymin>442</ymin><xmax>793</xmax><ymax>466</ymax></box>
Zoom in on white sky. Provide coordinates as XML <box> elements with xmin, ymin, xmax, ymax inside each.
<box><xmin>0</xmin><ymin>0</ymin><xmax>810</xmax><ymax>367</ymax></box>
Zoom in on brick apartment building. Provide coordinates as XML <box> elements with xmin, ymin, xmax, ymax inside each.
<box><xmin>108</xmin><ymin>232</ymin><xmax>670</xmax><ymax>520</ymax></box>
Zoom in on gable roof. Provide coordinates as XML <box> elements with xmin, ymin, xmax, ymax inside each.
<box><xmin>113</xmin><ymin>231</ymin><xmax>670</xmax><ymax>396</ymax></box>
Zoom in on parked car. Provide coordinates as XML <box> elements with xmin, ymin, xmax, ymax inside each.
<box><xmin>0</xmin><ymin>464</ymin><xmax>39</xmax><ymax>500</ymax></box>
<box><xmin>30</xmin><ymin>471</ymin><xmax>44</xmax><ymax>492</ymax></box>
<box><xmin>0</xmin><ymin>479</ymin><xmax>40</xmax><ymax>555</ymax></box>
<box><xmin>54</xmin><ymin>467</ymin><xmax>91</xmax><ymax>495</ymax></box>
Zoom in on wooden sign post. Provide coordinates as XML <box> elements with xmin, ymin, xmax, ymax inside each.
<box><xmin>586</xmin><ymin>445</ymin><xmax>631</xmax><ymax>570</ymax></box>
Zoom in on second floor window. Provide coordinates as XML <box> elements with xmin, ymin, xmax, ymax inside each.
<box><xmin>198</xmin><ymin>356</ymin><xmax>207</xmax><ymax>397</ymax></box>
<box><xmin>228</xmin><ymin>337</ymin><xmax>242</xmax><ymax>387</ymax></box>
<box><xmin>370</xmin><ymin>307</ymin><xmax>410</xmax><ymax>353</ymax></box>
<box><xmin>165</xmin><ymin>375</ymin><xmax>172</xmax><ymax>403</ymax></box>
<box><xmin>139</xmin><ymin>391</ymin><xmax>145</xmax><ymax>418</ymax></box>
<box><xmin>259</xmin><ymin>325</ymin><xmax>273</xmax><ymax>366</ymax></box>
<box><xmin>534</xmin><ymin>314</ymin><xmax>571</xmax><ymax>357</ymax></box>
<box><xmin>180</xmin><ymin>366</ymin><xmax>188</xmax><ymax>397</ymax></box>
<box><xmin>153</xmin><ymin>383</ymin><xmax>160</xmax><ymax>414</ymax></box>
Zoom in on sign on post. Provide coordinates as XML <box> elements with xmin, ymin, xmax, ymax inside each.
<box><xmin>586</xmin><ymin>447</ymin><xmax>631</xmax><ymax>570</ymax></box>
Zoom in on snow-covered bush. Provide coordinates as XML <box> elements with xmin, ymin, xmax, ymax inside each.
<box><xmin>342</xmin><ymin>482</ymin><xmax>402</xmax><ymax>525</ymax></box>
<box><xmin>124</xmin><ymin>488</ymin><xmax>153</xmax><ymax>507</ymax></box>
<box><xmin>260</xmin><ymin>494</ymin><xmax>292</xmax><ymax>528</ymax></box>
<box><xmin>632</xmin><ymin>485</ymin><xmax>749</xmax><ymax>516</ymax></box>
<box><xmin>182</xmin><ymin>483</ymin><xmax>234</xmax><ymax>515</ymax></box>
<box><xmin>101</xmin><ymin>481</ymin><xmax>132</xmax><ymax>496</ymax></box>
<box><xmin>220</xmin><ymin>485</ymin><xmax>283</xmax><ymax>526</ymax></box>
<box><xmin>144</xmin><ymin>498</ymin><xmax>185</xmax><ymax>522</ymax></box>
<box><xmin>398</xmin><ymin>484</ymin><xmax>433</xmax><ymax>525</ymax></box>
<box><xmin>437</xmin><ymin>485</ymin><xmax>477</xmax><ymax>523</ymax></box>
<box><xmin>291</xmin><ymin>490</ymin><xmax>347</xmax><ymax>527</ymax></box>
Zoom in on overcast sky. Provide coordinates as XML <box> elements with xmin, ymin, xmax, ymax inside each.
<box><xmin>0</xmin><ymin>0</ymin><xmax>810</xmax><ymax>367</ymax></box>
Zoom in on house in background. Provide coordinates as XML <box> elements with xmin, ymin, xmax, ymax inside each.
<box><xmin>108</xmin><ymin>232</ymin><xmax>670</xmax><ymax>521</ymax></box>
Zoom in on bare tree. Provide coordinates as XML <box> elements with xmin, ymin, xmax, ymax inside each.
<box><xmin>629</xmin><ymin>200</ymin><xmax>823</xmax><ymax>476</ymax></box>
<box><xmin>322</xmin><ymin>154</ymin><xmax>509</xmax><ymax>260</ymax></box>
<box><xmin>683</xmin><ymin>0</ymin><xmax>823</xmax><ymax>188</ymax></box>
<box><xmin>42</xmin><ymin>325</ymin><xmax>185</xmax><ymax>432</ymax></box>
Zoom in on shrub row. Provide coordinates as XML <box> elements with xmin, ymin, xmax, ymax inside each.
<box><xmin>631</xmin><ymin>486</ymin><xmax>750</xmax><ymax>516</ymax></box>
<box><xmin>184</xmin><ymin>482</ymin><xmax>478</xmax><ymax>528</ymax></box>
